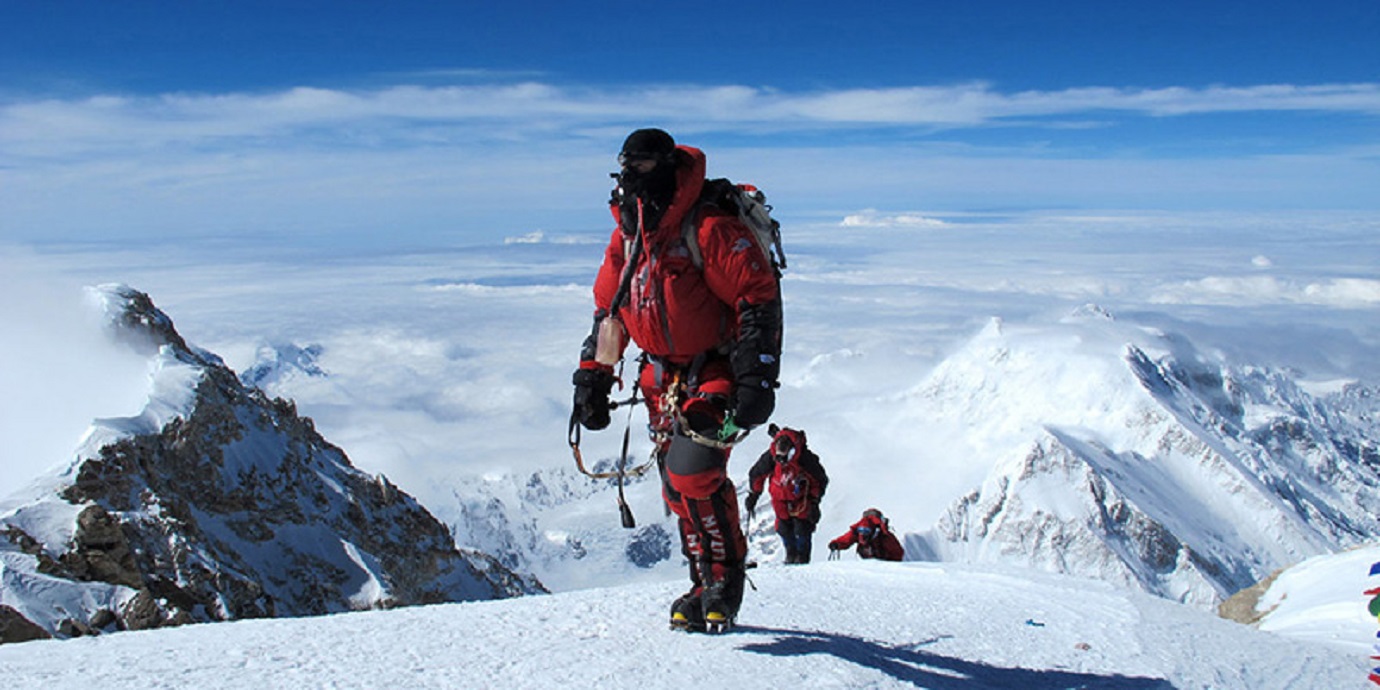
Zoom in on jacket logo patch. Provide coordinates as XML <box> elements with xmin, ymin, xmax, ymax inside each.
<box><xmin>731</xmin><ymin>238</ymin><xmax>753</xmax><ymax>253</ymax></box>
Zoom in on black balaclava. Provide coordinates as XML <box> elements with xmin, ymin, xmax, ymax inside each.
<box><xmin>616</xmin><ymin>128</ymin><xmax>678</xmax><ymax>233</ymax></box>
<box><xmin>773</xmin><ymin>434</ymin><xmax>797</xmax><ymax>464</ymax></box>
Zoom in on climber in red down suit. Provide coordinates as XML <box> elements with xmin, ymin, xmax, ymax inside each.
<box><xmin>829</xmin><ymin>508</ymin><xmax>905</xmax><ymax>561</ymax></box>
<box><xmin>571</xmin><ymin>129</ymin><xmax>782</xmax><ymax>632</ymax></box>
<box><xmin>745</xmin><ymin>425</ymin><xmax>828</xmax><ymax>564</ymax></box>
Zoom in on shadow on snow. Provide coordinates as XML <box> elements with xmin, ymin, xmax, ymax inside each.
<box><xmin>734</xmin><ymin>626</ymin><xmax>1174</xmax><ymax>689</ymax></box>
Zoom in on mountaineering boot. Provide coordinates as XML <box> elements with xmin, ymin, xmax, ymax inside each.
<box><xmin>700</xmin><ymin>566</ymin><xmax>745</xmax><ymax>634</ymax></box>
<box><xmin>669</xmin><ymin>587</ymin><xmax>705</xmax><ymax>632</ymax></box>
<box><xmin>669</xmin><ymin>555</ymin><xmax>705</xmax><ymax>631</ymax></box>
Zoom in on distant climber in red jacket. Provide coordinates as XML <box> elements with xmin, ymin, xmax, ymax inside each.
<box><xmin>745</xmin><ymin>425</ymin><xmax>828</xmax><ymax>564</ymax></box>
<box><xmin>828</xmin><ymin>508</ymin><xmax>904</xmax><ymax>561</ymax></box>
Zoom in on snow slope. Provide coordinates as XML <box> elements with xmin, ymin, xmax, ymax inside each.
<box><xmin>1255</xmin><ymin>543</ymin><xmax>1380</xmax><ymax>653</ymax></box>
<box><xmin>0</xmin><ymin>560</ymin><xmax>1362</xmax><ymax>689</ymax></box>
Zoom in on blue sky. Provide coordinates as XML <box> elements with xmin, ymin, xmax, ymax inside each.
<box><xmin>7</xmin><ymin>1</ymin><xmax>1376</xmax><ymax>92</ymax></box>
<box><xmin>2</xmin><ymin>1</ymin><xmax>1379</xmax><ymax>249</ymax></box>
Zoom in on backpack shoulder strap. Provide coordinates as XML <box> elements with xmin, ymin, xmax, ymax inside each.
<box><xmin>680</xmin><ymin>207</ymin><xmax>705</xmax><ymax>270</ymax></box>
<box><xmin>680</xmin><ymin>179</ymin><xmax>730</xmax><ymax>270</ymax></box>
<box><xmin>680</xmin><ymin>178</ymin><xmax>784</xmax><ymax>274</ymax></box>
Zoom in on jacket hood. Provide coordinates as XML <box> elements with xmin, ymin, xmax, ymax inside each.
<box><xmin>607</xmin><ymin>144</ymin><xmax>706</xmax><ymax>235</ymax></box>
<box><xmin>770</xmin><ymin>427</ymin><xmax>808</xmax><ymax>468</ymax></box>
<box><xmin>856</xmin><ymin>512</ymin><xmax>889</xmax><ymax>534</ymax></box>
<box><xmin>664</xmin><ymin>145</ymin><xmax>706</xmax><ymax>230</ymax></box>
<box><xmin>771</xmin><ymin>426</ymin><xmax>807</xmax><ymax>454</ymax></box>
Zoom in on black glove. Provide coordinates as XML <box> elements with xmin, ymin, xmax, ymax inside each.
<box><xmin>745</xmin><ymin>491</ymin><xmax>760</xmax><ymax>514</ymax></box>
<box><xmin>572</xmin><ymin>367</ymin><xmax>615</xmax><ymax>431</ymax></box>
<box><xmin>828</xmin><ymin>541</ymin><xmax>842</xmax><ymax>552</ymax></box>
<box><xmin>730</xmin><ymin>299</ymin><xmax>781</xmax><ymax>429</ymax></box>
<box><xmin>732</xmin><ymin>375</ymin><xmax>776</xmax><ymax>428</ymax></box>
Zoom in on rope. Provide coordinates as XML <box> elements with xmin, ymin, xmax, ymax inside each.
<box><xmin>567</xmin><ymin>414</ymin><xmax>657</xmax><ymax>481</ymax></box>
<box><xmin>661</xmin><ymin>372</ymin><xmax>752</xmax><ymax>450</ymax></box>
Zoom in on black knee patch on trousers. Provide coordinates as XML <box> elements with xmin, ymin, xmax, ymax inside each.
<box><xmin>665</xmin><ymin>433</ymin><xmax>728</xmax><ymax>478</ymax></box>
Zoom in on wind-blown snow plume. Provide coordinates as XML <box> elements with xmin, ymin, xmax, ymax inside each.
<box><xmin>0</xmin><ymin>261</ymin><xmax>152</xmax><ymax>499</ymax></box>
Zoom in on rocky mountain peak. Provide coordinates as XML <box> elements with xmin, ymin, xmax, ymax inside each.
<box><xmin>92</xmin><ymin>284</ymin><xmax>195</xmax><ymax>359</ymax></box>
<box><xmin>0</xmin><ymin>286</ymin><xmax>543</xmax><ymax>644</ymax></box>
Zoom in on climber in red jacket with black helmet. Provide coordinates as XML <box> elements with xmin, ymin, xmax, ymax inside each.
<box><xmin>746</xmin><ymin>425</ymin><xmax>828</xmax><ymax>564</ymax></box>
<box><xmin>829</xmin><ymin>508</ymin><xmax>905</xmax><ymax>561</ymax></box>
<box><xmin>571</xmin><ymin>128</ymin><xmax>782</xmax><ymax>633</ymax></box>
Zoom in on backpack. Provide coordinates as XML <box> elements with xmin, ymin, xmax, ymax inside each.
<box><xmin>681</xmin><ymin>178</ymin><xmax>787</xmax><ymax>277</ymax></box>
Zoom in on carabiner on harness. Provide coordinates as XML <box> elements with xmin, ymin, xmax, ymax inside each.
<box><xmin>660</xmin><ymin>372</ymin><xmax>752</xmax><ymax>451</ymax></box>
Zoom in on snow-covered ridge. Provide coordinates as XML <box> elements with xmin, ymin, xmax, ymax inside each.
<box><xmin>0</xmin><ymin>285</ymin><xmax>542</xmax><ymax>644</ymax></box>
<box><xmin>905</xmin><ymin>306</ymin><xmax>1380</xmax><ymax>606</ymax></box>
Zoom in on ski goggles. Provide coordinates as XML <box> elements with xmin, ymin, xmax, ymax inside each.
<box><xmin>855</xmin><ymin>526</ymin><xmax>876</xmax><ymax>539</ymax></box>
<box><xmin>773</xmin><ymin>445</ymin><xmax>797</xmax><ymax>464</ymax></box>
<box><xmin>618</xmin><ymin>152</ymin><xmax>661</xmax><ymax>169</ymax></box>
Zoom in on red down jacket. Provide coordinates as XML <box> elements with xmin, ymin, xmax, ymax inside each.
<box><xmin>591</xmin><ymin>145</ymin><xmax>778</xmax><ymax>365</ymax></box>
<box><xmin>829</xmin><ymin>510</ymin><xmax>905</xmax><ymax>561</ymax></box>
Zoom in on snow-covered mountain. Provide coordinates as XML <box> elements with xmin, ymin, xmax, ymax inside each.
<box><xmin>900</xmin><ymin>307</ymin><xmax>1380</xmax><ymax>607</ymax></box>
<box><xmin>390</xmin><ymin>443</ymin><xmax>821</xmax><ymax>593</ymax></box>
<box><xmin>0</xmin><ymin>286</ymin><xmax>541</xmax><ymax>644</ymax></box>
<box><xmin>239</xmin><ymin>341</ymin><xmax>328</xmax><ymax>390</ymax></box>
<box><xmin>436</xmin><ymin>445</ymin><xmax>838</xmax><ymax>592</ymax></box>
<box><xmin>444</xmin><ymin>465</ymin><xmax>685</xmax><ymax>592</ymax></box>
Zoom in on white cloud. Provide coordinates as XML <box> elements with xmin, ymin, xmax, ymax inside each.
<box><xmin>3</xmin><ymin>79</ymin><xmax>1379</xmax><ymax>248</ymax></box>
<box><xmin>840</xmin><ymin>210</ymin><xmax>949</xmax><ymax>228</ymax></box>
<box><xmin>1302</xmin><ymin>278</ymin><xmax>1380</xmax><ymax>306</ymax></box>
<box><xmin>504</xmin><ymin>231</ymin><xmax>545</xmax><ymax>244</ymax></box>
<box><xmin>1151</xmin><ymin>275</ymin><xmax>1380</xmax><ymax>308</ymax></box>
<box><xmin>5</xmin><ymin>81</ymin><xmax>1379</xmax><ymax>160</ymax></box>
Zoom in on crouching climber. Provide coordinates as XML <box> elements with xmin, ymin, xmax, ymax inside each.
<box><xmin>828</xmin><ymin>508</ymin><xmax>904</xmax><ymax>561</ymax></box>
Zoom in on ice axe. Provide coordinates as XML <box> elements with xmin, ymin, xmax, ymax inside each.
<box><xmin>615</xmin><ymin>404</ymin><xmax>636</xmax><ymax>529</ymax></box>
